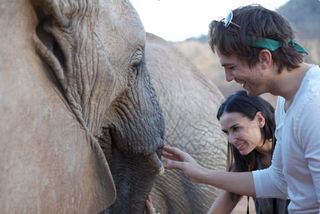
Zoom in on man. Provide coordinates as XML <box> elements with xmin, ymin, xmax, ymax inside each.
<box><xmin>163</xmin><ymin>4</ymin><xmax>320</xmax><ymax>213</ymax></box>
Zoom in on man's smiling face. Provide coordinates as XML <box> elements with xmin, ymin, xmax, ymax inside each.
<box><xmin>216</xmin><ymin>49</ymin><xmax>270</xmax><ymax>96</ymax></box>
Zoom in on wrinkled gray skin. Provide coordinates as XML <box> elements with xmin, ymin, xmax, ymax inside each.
<box><xmin>145</xmin><ymin>33</ymin><xmax>227</xmax><ymax>214</ymax></box>
<box><xmin>0</xmin><ymin>1</ymin><xmax>164</xmax><ymax>213</ymax></box>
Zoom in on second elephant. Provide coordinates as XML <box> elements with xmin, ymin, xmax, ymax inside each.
<box><xmin>146</xmin><ymin>33</ymin><xmax>227</xmax><ymax>214</ymax></box>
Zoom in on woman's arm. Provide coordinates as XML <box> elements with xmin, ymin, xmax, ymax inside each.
<box><xmin>207</xmin><ymin>191</ymin><xmax>241</xmax><ymax>214</ymax></box>
<box><xmin>163</xmin><ymin>145</ymin><xmax>256</xmax><ymax>196</ymax></box>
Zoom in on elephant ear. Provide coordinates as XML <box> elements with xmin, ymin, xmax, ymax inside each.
<box><xmin>31</xmin><ymin>0</ymin><xmax>74</xmax><ymax>101</ymax></box>
<box><xmin>30</xmin><ymin>0</ymin><xmax>117</xmax><ymax>209</ymax></box>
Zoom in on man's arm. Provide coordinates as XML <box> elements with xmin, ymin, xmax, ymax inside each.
<box><xmin>163</xmin><ymin>145</ymin><xmax>256</xmax><ymax>196</ymax></box>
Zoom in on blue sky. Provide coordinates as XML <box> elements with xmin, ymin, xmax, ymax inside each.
<box><xmin>130</xmin><ymin>0</ymin><xmax>289</xmax><ymax>41</ymax></box>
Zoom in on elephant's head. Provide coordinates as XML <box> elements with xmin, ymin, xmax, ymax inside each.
<box><xmin>31</xmin><ymin>0</ymin><xmax>165</xmax><ymax>213</ymax></box>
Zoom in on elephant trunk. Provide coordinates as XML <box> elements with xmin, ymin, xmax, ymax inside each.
<box><xmin>106</xmin><ymin>148</ymin><xmax>164</xmax><ymax>214</ymax></box>
<box><xmin>146</xmin><ymin>153</ymin><xmax>165</xmax><ymax>175</ymax></box>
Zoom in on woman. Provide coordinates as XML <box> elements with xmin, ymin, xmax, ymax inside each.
<box><xmin>208</xmin><ymin>90</ymin><xmax>288</xmax><ymax>213</ymax></box>
<box><xmin>147</xmin><ymin>91</ymin><xmax>288</xmax><ymax>213</ymax></box>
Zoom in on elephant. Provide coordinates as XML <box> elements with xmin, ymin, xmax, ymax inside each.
<box><xmin>0</xmin><ymin>1</ymin><xmax>165</xmax><ymax>213</ymax></box>
<box><xmin>145</xmin><ymin>33</ymin><xmax>228</xmax><ymax>214</ymax></box>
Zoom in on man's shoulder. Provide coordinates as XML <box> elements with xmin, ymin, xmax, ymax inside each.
<box><xmin>296</xmin><ymin>65</ymin><xmax>320</xmax><ymax>101</ymax></box>
<box><xmin>305</xmin><ymin>65</ymin><xmax>320</xmax><ymax>93</ymax></box>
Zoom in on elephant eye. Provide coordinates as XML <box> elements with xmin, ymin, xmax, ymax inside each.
<box><xmin>128</xmin><ymin>47</ymin><xmax>144</xmax><ymax>85</ymax></box>
<box><xmin>130</xmin><ymin>47</ymin><xmax>143</xmax><ymax>67</ymax></box>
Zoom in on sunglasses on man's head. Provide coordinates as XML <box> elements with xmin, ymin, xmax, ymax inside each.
<box><xmin>222</xmin><ymin>10</ymin><xmax>240</xmax><ymax>28</ymax></box>
<box><xmin>217</xmin><ymin>10</ymin><xmax>308</xmax><ymax>54</ymax></box>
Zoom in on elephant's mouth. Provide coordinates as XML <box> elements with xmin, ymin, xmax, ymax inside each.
<box><xmin>99</xmin><ymin>125</ymin><xmax>165</xmax><ymax>176</ymax></box>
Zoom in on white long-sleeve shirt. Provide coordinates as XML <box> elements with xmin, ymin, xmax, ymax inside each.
<box><xmin>252</xmin><ymin>65</ymin><xmax>320</xmax><ymax>213</ymax></box>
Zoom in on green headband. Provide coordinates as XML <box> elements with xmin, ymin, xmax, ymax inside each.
<box><xmin>246</xmin><ymin>37</ymin><xmax>308</xmax><ymax>54</ymax></box>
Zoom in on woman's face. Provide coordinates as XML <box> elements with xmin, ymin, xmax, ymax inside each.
<box><xmin>219</xmin><ymin>112</ymin><xmax>265</xmax><ymax>155</ymax></box>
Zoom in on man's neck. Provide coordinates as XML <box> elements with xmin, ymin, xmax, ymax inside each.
<box><xmin>271</xmin><ymin>63</ymin><xmax>310</xmax><ymax>110</ymax></box>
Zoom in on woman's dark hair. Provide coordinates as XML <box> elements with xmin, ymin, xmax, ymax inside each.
<box><xmin>208</xmin><ymin>4</ymin><xmax>304</xmax><ymax>73</ymax></box>
<box><xmin>217</xmin><ymin>90</ymin><xmax>275</xmax><ymax>173</ymax></box>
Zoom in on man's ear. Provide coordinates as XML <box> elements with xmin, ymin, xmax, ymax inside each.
<box><xmin>259</xmin><ymin>49</ymin><xmax>273</xmax><ymax>69</ymax></box>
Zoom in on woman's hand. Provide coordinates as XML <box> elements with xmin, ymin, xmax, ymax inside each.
<box><xmin>162</xmin><ymin>145</ymin><xmax>208</xmax><ymax>183</ymax></box>
<box><xmin>145</xmin><ymin>194</ymin><xmax>155</xmax><ymax>214</ymax></box>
